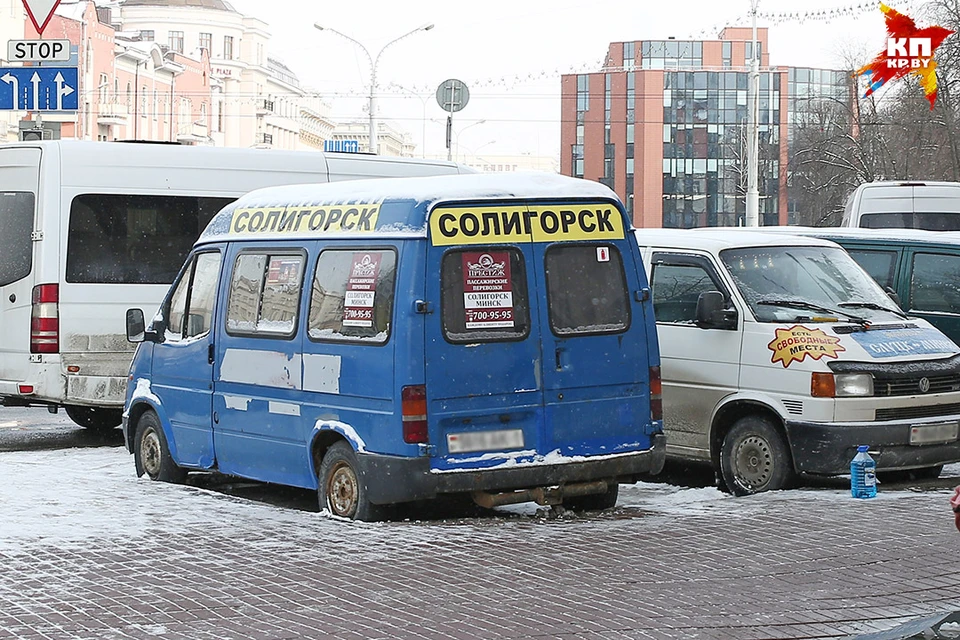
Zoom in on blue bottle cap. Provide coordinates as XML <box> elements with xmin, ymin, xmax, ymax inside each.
<box><xmin>857</xmin><ymin>445</ymin><xmax>869</xmax><ymax>452</ymax></box>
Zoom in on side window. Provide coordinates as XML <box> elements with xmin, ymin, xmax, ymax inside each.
<box><xmin>651</xmin><ymin>261</ymin><xmax>719</xmax><ymax>324</ymax></box>
<box><xmin>441</xmin><ymin>248</ymin><xmax>529</xmax><ymax>343</ymax></box>
<box><xmin>309</xmin><ymin>249</ymin><xmax>397</xmax><ymax>344</ymax></box>
<box><xmin>165</xmin><ymin>252</ymin><xmax>222</xmax><ymax>342</ymax></box>
<box><xmin>0</xmin><ymin>192</ymin><xmax>34</xmax><ymax>287</ymax></box>
<box><xmin>910</xmin><ymin>252</ymin><xmax>960</xmax><ymax>314</ymax></box>
<box><xmin>186</xmin><ymin>252</ymin><xmax>222</xmax><ymax>338</ymax></box>
<box><xmin>846</xmin><ymin>249</ymin><xmax>898</xmax><ymax>290</ymax></box>
<box><xmin>545</xmin><ymin>245</ymin><xmax>629</xmax><ymax>336</ymax></box>
<box><xmin>226</xmin><ymin>252</ymin><xmax>304</xmax><ymax>337</ymax></box>
<box><xmin>165</xmin><ymin>262</ymin><xmax>191</xmax><ymax>341</ymax></box>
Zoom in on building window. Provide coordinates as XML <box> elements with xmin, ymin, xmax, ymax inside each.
<box><xmin>223</xmin><ymin>36</ymin><xmax>234</xmax><ymax>60</ymax></box>
<box><xmin>140</xmin><ymin>30</ymin><xmax>154</xmax><ymax>42</ymax></box>
<box><xmin>98</xmin><ymin>73</ymin><xmax>108</xmax><ymax>103</ymax></box>
<box><xmin>169</xmin><ymin>31</ymin><xmax>184</xmax><ymax>54</ymax></box>
<box><xmin>199</xmin><ymin>32</ymin><xmax>212</xmax><ymax>53</ymax></box>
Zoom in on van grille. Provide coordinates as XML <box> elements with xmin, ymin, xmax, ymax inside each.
<box><xmin>875</xmin><ymin>403</ymin><xmax>960</xmax><ymax>421</ymax></box>
<box><xmin>874</xmin><ymin>373</ymin><xmax>960</xmax><ymax>397</ymax></box>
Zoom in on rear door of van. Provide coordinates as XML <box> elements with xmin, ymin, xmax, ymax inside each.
<box><xmin>0</xmin><ymin>147</ymin><xmax>41</xmax><ymax>393</ymax></box>
<box><xmin>425</xmin><ymin>199</ymin><xmax>654</xmax><ymax>470</ymax></box>
<box><xmin>425</xmin><ymin>203</ymin><xmax>544</xmax><ymax>470</ymax></box>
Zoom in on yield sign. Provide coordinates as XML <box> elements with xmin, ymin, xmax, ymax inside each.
<box><xmin>22</xmin><ymin>0</ymin><xmax>61</xmax><ymax>35</ymax></box>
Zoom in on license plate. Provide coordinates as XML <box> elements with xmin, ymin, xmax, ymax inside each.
<box><xmin>910</xmin><ymin>422</ymin><xmax>959</xmax><ymax>445</ymax></box>
<box><xmin>447</xmin><ymin>428</ymin><xmax>525</xmax><ymax>454</ymax></box>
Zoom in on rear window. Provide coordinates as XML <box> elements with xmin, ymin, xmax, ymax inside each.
<box><xmin>545</xmin><ymin>245</ymin><xmax>630</xmax><ymax>336</ymax></box>
<box><xmin>441</xmin><ymin>248</ymin><xmax>530</xmax><ymax>343</ymax></box>
<box><xmin>66</xmin><ymin>194</ymin><xmax>233</xmax><ymax>284</ymax></box>
<box><xmin>860</xmin><ymin>212</ymin><xmax>960</xmax><ymax>231</ymax></box>
<box><xmin>0</xmin><ymin>192</ymin><xmax>34</xmax><ymax>287</ymax></box>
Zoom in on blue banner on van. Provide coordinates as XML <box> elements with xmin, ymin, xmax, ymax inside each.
<box><xmin>850</xmin><ymin>326</ymin><xmax>958</xmax><ymax>358</ymax></box>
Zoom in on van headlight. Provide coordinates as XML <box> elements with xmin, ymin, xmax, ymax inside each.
<box><xmin>811</xmin><ymin>372</ymin><xmax>874</xmax><ymax>397</ymax></box>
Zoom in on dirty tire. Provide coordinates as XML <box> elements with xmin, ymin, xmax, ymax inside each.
<box><xmin>133</xmin><ymin>411</ymin><xmax>186</xmax><ymax>483</ymax></box>
<box><xmin>720</xmin><ymin>416</ymin><xmax>794</xmax><ymax>496</ymax></box>
<box><xmin>65</xmin><ymin>405</ymin><xmax>122</xmax><ymax>432</ymax></box>
<box><xmin>318</xmin><ymin>441</ymin><xmax>384</xmax><ymax>522</ymax></box>
<box><xmin>563</xmin><ymin>483</ymin><xmax>620</xmax><ymax>512</ymax></box>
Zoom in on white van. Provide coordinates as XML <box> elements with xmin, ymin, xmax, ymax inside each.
<box><xmin>637</xmin><ymin>228</ymin><xmax>960</xmax><ymax>495</ymax></box>
<box><xmin>841</xmin><ymin>181</ymin><xmax>960</xmax><ymax>230</ymax></box>
<box><xmin>0</xmin><ymin>140</ymin><xmax>471</xmax><ymax>430</ymax></box>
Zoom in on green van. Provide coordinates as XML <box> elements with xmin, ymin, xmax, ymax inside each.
<box><xmin>761</xmin><ymin>227</ymin><xmax>960</xmax><ymax>346</ymax></box>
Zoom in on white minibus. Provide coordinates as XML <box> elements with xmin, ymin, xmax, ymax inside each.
<box><xmin>0</xmin><ymin>140</ymin><xmax>470</xmax><ymax>429</ymax></box>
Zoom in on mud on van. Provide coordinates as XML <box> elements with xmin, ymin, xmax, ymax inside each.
<box><xmin>122</xmin><ymin>173</ymin><xmax>666</xmax><ymax>520</ymax></box>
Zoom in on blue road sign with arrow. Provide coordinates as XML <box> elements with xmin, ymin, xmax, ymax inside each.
<box><xmin>0</xmin><ymin>66</ymin><xmax>77</xmax><ymax>110</ymax></box>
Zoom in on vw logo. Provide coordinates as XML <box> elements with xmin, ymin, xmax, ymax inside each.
<box><xmin>919</xmin><ymin>377</ymin><xmax>931</xmax><ymax>393</ymax></box>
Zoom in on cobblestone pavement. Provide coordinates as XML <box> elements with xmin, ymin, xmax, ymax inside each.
<box><xmin>1</xmin><ymin>440</ymin><xmax>959</xmax><ymax>640</ymax></box>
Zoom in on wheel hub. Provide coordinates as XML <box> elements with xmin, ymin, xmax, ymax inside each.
<box><xmin>141</xmin><ymin>429</ymin><xmax>161</xmax><ymax>477</ymax></box>
<box><xmin>734</xmin><ymin>435</ymin><xmax>772</xmax><ymax>490</ymax></box>
<box><xmin>327</xmin><ymin>462</ymin><xmax>358</xmax><ymax>517</ymax></box>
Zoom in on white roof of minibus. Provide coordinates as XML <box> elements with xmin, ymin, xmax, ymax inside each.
<box><xmin>746</xmin><ymin>225</ymin><xmax>960</xmax><ymax>246</ymax></box>
<box><xmin>226</xmin><ymin>171</ymin><xmax>617</xmax><ymax>208</ymax></box>
<box><xmin>0</xmin><ymin>139</ymin><xmax>468</xmax><ymax>174</ymax></box>
<box><xmin>634</xmin><ymin>227</ymin><xmax>839</xmax><ymax>253</ymax></box>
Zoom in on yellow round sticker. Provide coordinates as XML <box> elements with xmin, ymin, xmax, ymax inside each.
<box><xmin>768</xmin><ymin>325</ymin><xmax>846</xmax><ymax>368</ymax></box>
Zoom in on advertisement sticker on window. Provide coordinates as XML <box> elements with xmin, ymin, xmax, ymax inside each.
<box><xmin>266</xmin><ymin>257</ymin><xmax>300</xmax><ymax>284</ymax></box>
<box><xmin>343</xmin><ymin>253</ymin><xmax>381</xmax><ymax>327</ymax></box>
<box><xmin>463</xmin><ymin>251</ymin><xmax>514</xmax><ymax>329</ymax></box>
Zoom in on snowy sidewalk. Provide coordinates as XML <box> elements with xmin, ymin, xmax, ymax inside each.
<box><xmin>1</xmin><ymin>446</ymin><xmax>959</xmax><ymax>639</ymax></box>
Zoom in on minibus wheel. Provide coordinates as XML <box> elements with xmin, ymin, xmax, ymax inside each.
<box><xmin>563</xmin><ymin>483</ymin><xmax>620</xmax><ymax>512</ymax></box>
<box><xmin>134</xmin><ymin>411</ymin><xmax>186</xmax><ymax>484</ymax></box>
<box><xmin>64</xmin><ymin>405</ymin><xmax>122</xmax><ymax>432</ymax></box>
<box><xmin>720</xmin><ymin>416</ymin><xmax>794</xmax><ymax>496</ymax></box>
<box><xmin>318</xmin><ymin>441</ymin><xmax>383</xmax><ymax>521</ymax></box>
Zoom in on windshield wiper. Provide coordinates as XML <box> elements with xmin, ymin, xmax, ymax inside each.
<box><xmin>756</xmin><ymin>298</ymin><xmax>869</xmax><ymax>325</ymax></box>
<box><xmin>838</xmin><ymin>300</ymin><xmax>909</xmax><ymax>319</ymax></box>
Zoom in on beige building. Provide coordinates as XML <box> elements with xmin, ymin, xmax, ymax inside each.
<box><xmin>330</xmin><ymin>121</ymin><xmax>415</xmax><ymax>157</ymax></box>
<box><xmin>115</xmin><ymin>0</ymin><xmax>334</xmax><ymax>150</ymax></box>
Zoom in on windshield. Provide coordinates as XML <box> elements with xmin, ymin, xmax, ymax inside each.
<box><xmin>860</xmin><ymin>212</ymin><xmax>960</xmax><ymax>231</ymax></box>
<box><xmin>720</xmin><ymin>245</ymin><xmax>903</xmax><ymax>323</ymax></box>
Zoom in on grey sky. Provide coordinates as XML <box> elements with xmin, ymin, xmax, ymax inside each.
<box><xmin>226</xmin><ymin>0</ymin><xmax>900</xmax><ymax>159</ymax></box>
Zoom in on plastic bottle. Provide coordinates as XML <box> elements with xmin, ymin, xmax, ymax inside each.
<box><xmin>851</xmin><ymin>445</ymin><xmax>877</xmax><ymax>499</ymax></box>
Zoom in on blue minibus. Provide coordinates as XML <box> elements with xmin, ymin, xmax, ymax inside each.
<box><xmin>122</xmin><ymin>173</ymin><xmax>665</xmax><ymax>520</ymax></box>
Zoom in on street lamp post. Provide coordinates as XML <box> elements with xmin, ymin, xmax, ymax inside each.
<box><xmin>453</xmin><ymin>119</ymin><xmax>486</xmax><ymax>162</ymax></box>
<box><xmin>745</xmin><ymin>0</ymin><xmax>761</xmax><ymax>226</ymax></box>
<box><xmin>314</xmin><ymin>23</ymin><xmax>434</xmax><ymax>154</ymax></box>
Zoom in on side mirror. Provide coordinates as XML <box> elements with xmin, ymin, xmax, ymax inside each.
<box><xmin>126</xmin><ymin>308</ymin><xmax>145</xmax><ymax>343</ymax></box>
<box><xmin>696</xmin><ymin>291</ymin><xmax>738</xmax><ymax>330</ymax></box>
<box><xmin>885</xmin><ymin>286</ymin><xmax>902</xmax><ymax>309</ymax></box>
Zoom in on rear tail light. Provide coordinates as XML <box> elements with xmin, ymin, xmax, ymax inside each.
<box><xmin>649</xmin><ymin>365</ymin><xmax>663</xmax><ymax>421</ymax></box>
<box><xmin>401</xmin><ymin>384</ymin><xmax>428</xmax><ymax>444</ymax></box>
<box><xmin>31</xmin><ymin>284</ymin><xmax>59</xmax><ymax>354</ymax></box>
<box><xmin>17</xmin><ymin>385</ymin><xmax>34</xmax><ymax>395</ymax></box>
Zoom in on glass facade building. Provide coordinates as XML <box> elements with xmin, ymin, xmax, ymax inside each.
<box><xmin>560</xmin><ymin>28</ymin><xmax>851</xmax><ymax>229</ymax></box>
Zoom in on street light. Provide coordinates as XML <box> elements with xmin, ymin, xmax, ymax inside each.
<box><xmin>390</xmin><ymin>83</ymin><xmax>428</xmax><ymax>158</ymax></box>
<box><xmin>453</xmin><ymin>119</ymin><xmax>486</xmax><ymax>163</ymax></box>
<box><xmin>458</xmin><ymin>139</ymin><xmax>496</xmax><ymax>164</ymax></box>
<box><xmin>314</xmin><ymin>22</ymin><xmax>434</xmax><ymax>154</ymax></box>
